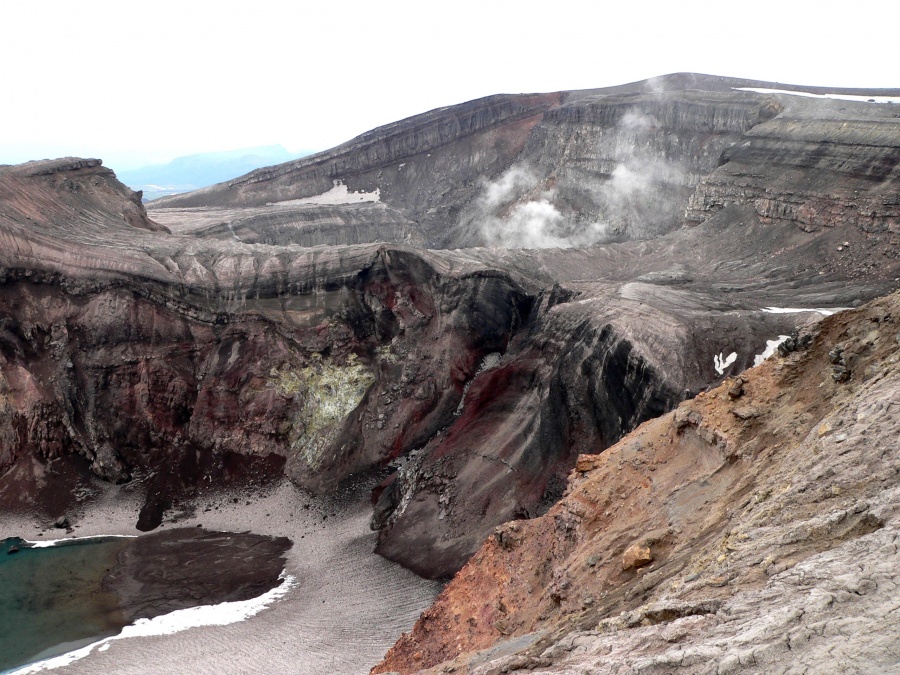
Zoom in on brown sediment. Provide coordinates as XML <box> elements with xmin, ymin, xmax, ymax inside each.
<box><xmin>102</xmin><ymin>528</ymin><xmax>292</xmax><ymax>624</ymax></box>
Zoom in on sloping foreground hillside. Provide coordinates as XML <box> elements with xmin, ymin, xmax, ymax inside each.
<box><xmin>375</xmin><ymin>290</ymin><xmax>900</xmax><ymax>673</ymax></box>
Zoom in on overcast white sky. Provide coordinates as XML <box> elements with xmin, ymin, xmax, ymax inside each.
<box><xmin>1</xmin><ymin>0</ymin><xmax>896</xmax><ymax>172</ymax></box>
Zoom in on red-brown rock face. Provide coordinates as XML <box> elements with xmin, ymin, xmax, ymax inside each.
<box><xmin>373</xmin><ymin>290</ymin><xmax>900</xmax><ymax>674</ymax></box>
<box><xmin>0</xmin><ymin>213</ymin><xmax>536</xmax><ymax>531</ymax></box>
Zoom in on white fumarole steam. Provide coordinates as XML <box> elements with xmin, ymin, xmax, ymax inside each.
<box><xmin>476</xmin><ymin>167</ymin><xmax>612</xmax><ymax>249</ymax></box>
<box><xmin>476</xmin><ymin>111</ymin><xmax>685</xmax><ymax>249</ymax></box>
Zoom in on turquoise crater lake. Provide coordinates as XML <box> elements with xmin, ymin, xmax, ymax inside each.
<box><xmin>0</xmin><ymin>535</ymin><xmax>128</xmax><ymax>673</ymax></box>
<box><xmin>0</xmin><ymin>528</ymin><xmax>292</xmax><ymax>673</ymax></box>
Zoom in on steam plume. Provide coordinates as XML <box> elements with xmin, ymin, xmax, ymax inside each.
<box><xmin>474</xmin><ymin>110</ymin><xmax>686</xmax><ymax>249</ymax></box>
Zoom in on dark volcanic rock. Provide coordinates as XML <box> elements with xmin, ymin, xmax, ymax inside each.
<box><xmin>150</xmin><ymin>74</ymin><xmax>900</xmax><ymax>252</ymax></box>
<box><xmin>1</xmin><ymin>74</ymin><xmax>900</xmax><ymax>582</ymax></box>
<box><xmin>152</xmin><ymin>92</ymin><xmax>563</xmax><ymax>241</ymax></box>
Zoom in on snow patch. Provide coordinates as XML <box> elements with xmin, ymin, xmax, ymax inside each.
<box><xmin>762</xmin><ymin>306</ymin><xmax>850</xmax><ymax>316</ymax></box>
<box><xmin>754</xmin><ymin>335</ymin><xmax>791</xmax><ymax>367</ymax></box>
<box><xmin>24</xmin><ymin>534</ymin><xmax>137</xmax><ymax>548</ymax></box>
<box><xmin>11</xmin><ymin>572</ymin><xmax>296</xmax><ymax>673</ymax></box>
<box><xmin>714</xmin><ymin>352</ymin><xmax>737</xmax><ymax>375</ymax></box>
<box><xmin>735</xmin><ymin>87</ymin><xmax>900</xmax><ymax>104</ymax></box>
<box><xmin>273</xmin><ymin>179</ymin><xmax>380</xmax><ymax>206</ymax></box>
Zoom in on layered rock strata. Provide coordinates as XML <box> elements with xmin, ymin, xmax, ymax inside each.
<box><xmin>153</xmin><ymin>74</ymin><xmax>900</xmax><ymax>252</ymax></box>
<box><xmin>2</xmin><ymin>74</ymin><xmax>900</xmax><ymax>583</ymax></box>
<box><xmin>0</xmin><ymin>166</ymin><xmax>538</xmax><ymax>533</ymax></box>
<box><xmin>374</xmin><ymin>289</ymin><xmax>900</xmax><ymax>674</ymax></box>
<box><xmin>153</xmin><ymin>201</ymin><xmax>425</xmax><ymax>248</ymax></box>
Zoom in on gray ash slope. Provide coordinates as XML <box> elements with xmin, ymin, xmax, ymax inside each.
<box><xmin>0</xmin><ymin>73</ymin><xmax>899</xmax><ymax>584</ymax></box>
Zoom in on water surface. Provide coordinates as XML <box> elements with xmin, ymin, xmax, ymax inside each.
<box><xmin>0</xmin><ymin>536</ymin><xmax>128</xmax><ymax>673</ymax></box>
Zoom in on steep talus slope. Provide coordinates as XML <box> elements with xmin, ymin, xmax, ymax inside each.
<box><xmin>374</xmin><ymin>290</ymin><xmax>900</xmax><ymax>674</ymax></box>
<box><xmin>368</xmin><ymin>212</ymin><xmax>859</xmax><ymax>577</ymax></box>
<box><xmin>370</xmin><ymin>287</ymin><xmax>685</xmax><ymax>578</ymax></box>
<box><xmin>369</xmin><ymin>200</ymin><xmax>900</xmax><ymax>577</ymax></box>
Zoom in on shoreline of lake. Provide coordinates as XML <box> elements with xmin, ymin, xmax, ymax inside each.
<box><xmin>2</xmin><ymin>528</ymin><xmax>291</xmax><ymax>674</ymax></box>
<box><xmin>0</xmin><ymin>478</ymin><xmax>442</xmax><ymax>674</ymax></box>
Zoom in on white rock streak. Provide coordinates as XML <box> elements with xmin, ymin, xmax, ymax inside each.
<box><xmin>23</xmin><ymin>534</ymin><xmax>137</xmax><ymax>548</ymax></box>
<box><xmin>761</xmin><ymin>306</ymin><xmax>850</xmax><ymax>316</ymax></box>
<box><xmin>274</xmin><ymin>179</ymin><xmax>380</xmax><ymax>206</ymax></box>
<box><xmin>754</xmin><ymin>335</ymin><xmax>790</xmax><ymax>367</ymax></box>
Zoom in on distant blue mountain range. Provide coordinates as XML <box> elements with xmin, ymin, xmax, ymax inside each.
<box><xmin>116</xmin><ymin>145</ymin><xmax>312</xmax><ymax>202</ymax></box>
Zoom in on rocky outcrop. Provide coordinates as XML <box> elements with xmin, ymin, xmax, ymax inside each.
<box><xmin>0</xmin><ymin>215</ymin><xmax>537</xmax><ymax>532</ymax></box>
<box><xmin>0</xmin><ymin>153</ymin><xmax>846</xmax><ymax>570</ymax></box>
<box><xmin>0</xmin><ymin>157</ymin><xmax>167</xmax><ymax>235</ymax></box>
<box><xmin>686</xmin><ymin>104</ymin><xmax>900</xmax><ymax>255</ymax></box>
<box><xmin>369</xmin><ymin>271</ymin><xmax>798</xmax><ymax>578</ymax></box>
<box><xmin>373</xmin><ymin>290</ymin><xmax>900</xmax><ymax>674</ymax></box>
